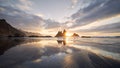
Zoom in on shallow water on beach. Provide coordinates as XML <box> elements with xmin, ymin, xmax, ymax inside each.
<box><xmin>0</xmin><ymin>37</ymin><xmax>120</xmax><ymax>68</ymax></box>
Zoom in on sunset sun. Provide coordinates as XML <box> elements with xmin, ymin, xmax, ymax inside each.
<box><xmin>66</xmin><ymin>32</ymin><xmax>72</xmax><ymax>37</ymax></box>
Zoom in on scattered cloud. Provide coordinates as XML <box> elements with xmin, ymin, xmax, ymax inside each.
<box><xmin>44</xmin><ymin>19</ymin><xmax>60</xmax><ymax>29</ymax></box>
<box><xmin>0</xmin><ymin>0</ymin><xmax>60</xmax><ymax>34</ymax></box>
<box><xmin>34</xmin><ymin>13</ymin><xmax>45</xmax><ymax>18</ymax></box>
<box><xmin>67</xmin><ymin>0</ymin><xmax>120</xmax><ymax>34</ymax></box>
<box><xmin>0</xmin><ymin>0</ymin><xmax>120</xmax><ymax>36</ymax></box>
<box><xmin>16</xmin><ymin>0</ymin><xmax>33</xmax><ymax>11</ymax></box>
<box><xmin>65</xmin><ymin>19</ymin><xmax>75</xmax><ymax>27</ymax></box>
<box><xmin>69</xmin><ymin>15</ymin><xmax>120</xmax><ymax>31</ymax></box>
<box><xmin>71</xmin><ymin>0</ymin><xmax>78</xmax><ymax>8</ymax></box>
<box><xmin>91</xmin><ymin>22</ymin><xmax>120</xmax><ymax>33</ymax></box>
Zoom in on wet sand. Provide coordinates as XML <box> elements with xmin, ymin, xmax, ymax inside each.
<box><xmin>0</xmin><ymin>38</ymin><xmax>120</xmax><ymax>68</ymax></box>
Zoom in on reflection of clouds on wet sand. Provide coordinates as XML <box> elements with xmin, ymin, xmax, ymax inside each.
<box><xmin>0</xmin><ymin>38</ymin><xmax>120</xmax><ymax>68</ymax></box>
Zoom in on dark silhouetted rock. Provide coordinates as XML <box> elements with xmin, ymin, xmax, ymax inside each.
<box><xmin>55</xmin><ymin>29</ymin><xmax>67</xmax><ymax>37</ymax></box>
<box><xmin>81</xmin><ymin>36</ymin><xmax>91</xmax><ymax>38</ymax></box>
<box><xmin>55</xmin><ymin>31</ymin><xmax>63</xmax><ymax>37</ymax></box>
<box><xmin>24</xmin><ymin>31</ymin><xmax>41</xmax><ymax>37</ymax></box>
<box><xmin>0</xmin><ymin>19</ymin><xmax>25</xmax><ymax>37</ymax></box>
<box><xmin>63</xmin><ymin>29</ymin><xmax>66</xmax><ymax>37</ymax></box>
<box><xmin>72</xmin><ymin>33</ymin><xmax>79</xmax><ymax>37</ymax></box>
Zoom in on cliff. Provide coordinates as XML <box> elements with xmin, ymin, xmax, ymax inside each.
<box><xmin>0</xmin><ymin>19</ymin><xmax>25</xmax><ymax>37</ymax></box>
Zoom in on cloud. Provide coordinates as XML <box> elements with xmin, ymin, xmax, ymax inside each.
<box><xmin>0</xmin><ymin>1</ymin><xmax>44</xmax><ymax>32</ymax></box>
<box><xmin>70</xmin><ymin>21</ymin><xmax>120</xmax><ymax>34</ymax></box>
<box><xmin>70</xmin><ymin>0</ymin><xmax>120</xmax><ymax>27</ymax></box>
<box><xmin>34</xmin><ymin>13</ymin><xmax>45</xmax><ymax>18</ymax></box>
<box><xmin>0</xmin><ymin>0</ymin><xmax>63</xmax><ymax>34</ymax></box>
<box><xmin>69</xmin><ymin>15</ymin><xmax>120</xmax><ymax>31</ymax></box>
<box><xmin>44</xmin><ymin>19</ymin><xmax>60</xmax><ymax>29</ymax></box>
<box><xmin>71</xmin><ymin>0</ymin><xmax>78</xmax><ymax>8</ymax></box>
<box><xmin>66</xmin><ymin>0</ymin><xmax>120</xmax><ymax>34</ymax></box>
<box><xmin>0</xmin><ymin>0</ymin><xmax>33</xmax><ymax>11</ymax></box>
<box><xmin>0</xmin><ymin>0</ymin><xmax>120</xmax><ymax>36</ymax></box>
<box><xmin>90</xmin><ymin>22</ymin><xmax>120</xmax><ymax>33</ymax></box>
<box><xmin>69</xmin><ymin>22</ymin><xmax>120</xmax><ymax>36</ymax></box>
<box><xmin>65</xmin><ymin>19</ymin><xmax>75</xmax><ymax>27</ymax></box>
<box><xmin>16</xmin><ymin>0</ymin><xmax>33</xmax><ymax>11</ymax></box>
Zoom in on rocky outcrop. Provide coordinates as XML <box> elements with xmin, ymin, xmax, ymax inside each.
<box><xmin>0</xmin><ymin>19</ymin><xmax>25</xmax><ymax>37</ymax></box>
<box><xmin>81</xmin><ymin>36</ymin><xmax>91</xmax><ymax>38</ymax></box>
<box><xmin>72</xmin><ymin>33</ymin><xmax>79</xmax><ymax>37</ymax></box>
<box><xmin>55</xmin><ymin>29</ymin><xmax>79</xmax><ymax>37</ymax></box>
<box><xmin>0</xmin><ymin>19</ymin><xmax>43</xmax><ymax>37</ymax></box>
<box><xmin>55</xmin><ymin>31</ymin><xmax>63</xmax><ymax>37</ymax></box>
<box><xmin>63</xmin><ymin>29</ymin><xmax>66</xmax><ymax>37</ymax></box>
<box><xmin>55</xmin><ymin>29</ymin><xmax>66</xmax><ymax>37</ymax></box>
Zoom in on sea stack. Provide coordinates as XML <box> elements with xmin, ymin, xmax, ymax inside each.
<box><xmin>72</xmin><ymin>33</ymin><xmax>79</xmax><ymax>37</ymax></box>
<box><xmin>55</xmin><ymin>31</ymin><xmax>63</xmax><ymax>37</ymax></box>
<box><xmin>55</xmin><ymin>29</ymin><xmax>67</xmax><ymax>37</ymax></box>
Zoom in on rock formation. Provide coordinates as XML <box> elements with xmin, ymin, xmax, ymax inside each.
<box><xmin>63</xmin><ymin>29</ymin><xmax>66</xmax><ymax>37</ymax></box>
<box><xmin>0</xmin><ymin>19</ymin><xmax>25</xmax><ymax>37</ymax></box>
<box><xmin>55</xmin><ymin>31</ymin><xmax>63</xmax><ymax>37</ymax></box>
<box><xmin>0</xmin><ymin>19</ymin><xmax>42</xmax><ymax>37</ymax></box>
<box><xmin>72</xmin><ymin>33</ymin><xmax>79</xmax><ymax>37</ymax></box>
<box><xmin>55</xmin><ymin>29</ymin><xmax>66</xmax><ymax>37</ymax></box>
<box><xmin>55</xmin><ymin>29</ymin><xmax>79</xmax><ymax>37</ymax></box>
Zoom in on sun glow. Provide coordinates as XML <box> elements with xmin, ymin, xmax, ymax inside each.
<box><xmin>66</xmin><ymin>32</ymin><xmax>72</xmax><ymax>37</ymax></box>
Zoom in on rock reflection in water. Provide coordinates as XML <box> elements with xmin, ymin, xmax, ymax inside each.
<box><xmin>0</xmin><ymin>37</ymin><xmax>41</xmax><ymax>56</ymax></box>
<box><xmin>0</xmin><ymin>38</ymin><xmax>24</xmax><ymax>55</ymax></box>
<box><xmin>57</xmin><ymin>39</ymin><xmax>66</xmax><ymax>45</ymax></box>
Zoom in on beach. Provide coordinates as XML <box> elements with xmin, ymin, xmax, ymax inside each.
<box><xmin>0</xmin><ymin>37</ymin><xmax>120</xmax><ymax>68</ymax></box>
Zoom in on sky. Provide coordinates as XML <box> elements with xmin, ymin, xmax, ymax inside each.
<box><xmin>0</xmin><ymin>0</ymin><xmax>120</xmax><ymax>36</ymax></box>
